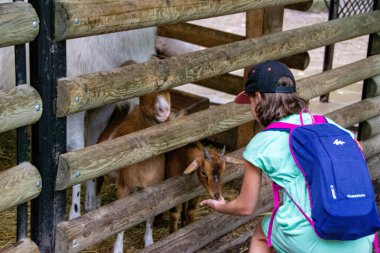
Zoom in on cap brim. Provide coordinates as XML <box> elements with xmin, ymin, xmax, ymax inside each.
<box><xmin>234</xmin><ymin>91</ymin><xmax>250</xmax><ymax>104</ymax></box>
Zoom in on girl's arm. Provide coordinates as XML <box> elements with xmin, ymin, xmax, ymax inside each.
<box><xmin>200</xmin><ymin>160</ymin><xmax>262</xmax><ymax>216</ymax></box>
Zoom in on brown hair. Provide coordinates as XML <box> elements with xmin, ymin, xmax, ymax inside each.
<box><xmin>249</xmin><ymin>77</ymin><xmax>308</xmax><ymax>126</ymax></box>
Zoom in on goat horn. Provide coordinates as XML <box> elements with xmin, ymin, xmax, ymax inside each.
<box><xmin>220</xmin><ymin>145</ymin><xmax>226</xmax><ymax>160</ymax></box>
<box><xmin>204</xmin><ymin>147</ymin><xmax>211</xmax><ymax>161</ymax></box>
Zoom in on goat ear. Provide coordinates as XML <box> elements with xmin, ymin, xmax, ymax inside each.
<box><xmin>183</xmin><ymin>158</ymin><xmax>203</xmax><ymax>174</ymax></box>
<box><xmin>225</xmin><ymin>156</ymin><xmax>244</xmax><ymax>165</ymax></box>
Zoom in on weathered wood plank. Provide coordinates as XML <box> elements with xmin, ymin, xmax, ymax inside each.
<box><xmin>54</xmin><ymin>0</ymin><xmax>309</xmax><ymax>41</ymax></box>
<box><xmin>0</xmin><ymin>2</ymin><xmax>39</xmax><ymax>47</ymax></box>
<box><xmin>361</xmin><ymin>134</ymin><xmax>380</xmax><ymax>159</ymax></box>
<box><xmin>56</xmin><ymin>56</ymin><xmax>380</xmax><ymax>190</ymax></box>
<box><xmin>285</xmin><ymin>0</ymin><xmax>313</xmax><ymax>11</ymax></box>
<box><xmin>57</xmin><ymin>11</ymin><xmax>380</xmax><ymax>116</ymax></box>
<box><xmin>0</xmin><ymin>85</ymin><xmax>43</xmax><ymax>134</ymax></box>
<box><xmin>366</xmin><ymin>75</ymin><xmax>380</xmax><ymax>98</ymax></box>
<box><xmin>0</xmin><ymin>238</ymin><xmax>40</xmax><ymax>253</ymax></box>
<box><xmin>361</xmin><ymin>115</ymin><xmax>380</xmax><ymax>140</ymax></box>
<box><xmin>138</xmin><ymin>177</ymin><xmax>273</xmax><ymax>253</ymax></box>
<box><xmin>193</xmin><ymin>73</ymin><xmax>243</xmax><ymax>95</ymax></box>
<box><xmin>55</xmin><ymin>150</ymin><xmax>246</xmax><ymax>253</ymax></box>
<box><xmin>298</xmin><ymin>55</ymin><xmax>380</xmax><ymax>100</ymax></box>
<box><xmin>325</xmin><ymin>96</ymin><xmax>380</xmax><ymax>129</ymax></box>
<box><xmin>0</xmin><ymin>162</ymin><xmax>42</xmax><ymax>212</ymax></box>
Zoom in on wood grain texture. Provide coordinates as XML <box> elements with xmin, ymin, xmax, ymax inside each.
<box><xmin>157</xmin><ymin>23</ymin><xmax>310</xmax><ymax>69</ymax></box>
<box><xmin>56</xmin><ymin>102</ymin><xmax>252</xmax><ymax>190</ymax></box>
<box><xmin>0</xmin><ymin>2</ymin><xmax>39</xmax><ymax>47</ymax></box>
<box><xmin>0</xmin><ymin>162</ymin><xmax>41</xmax><ymax>212</ymax></box>
<box><xmin>0</xmin><ymin>85</ymin><xmax>43</xmax><ymax>134</ymax></box>
<box><xmin>0</xmin><ymin>238</ymin><xmax>40</xmax><ymax>253</ymax></box>
<box><xmin>138</xmin><ymin>177</ymin><xmax>273</xmax><ymax>253</ymax></box>
<box><xmin>366</xmin><ymin>75</ymin><xmax>380</xmax><ymax>98</ymax></box>
<box><xmin>54</xmin><ymin>0</ymin><xmax>309</xmax><ymax>41</ymax></box>
<box><xmin>361</xmin><ymin>134</ymin><xmax>380</xmax><ymax>159</ymax></box>
<box><xmin>361</xmin><ymin>115</ymin><xmax>380</xmax><ymax>140</ymax></box>
<box><xmin>57</xmin><ymin>11</ymin><xmax>380</xmax><ymax>116</ymax></box>
<box><xmin>56</xmin><ymin>58</ymin><xmax>380</xmax><ymax>191</ymax></box>
<box><xmin>55</xmin><ymin>150</ymin><xmax>245</xmax><ymax>253</ymax></box>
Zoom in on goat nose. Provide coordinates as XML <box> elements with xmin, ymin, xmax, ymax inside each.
<box><xmin>214</xmin><ymin>192</ymin><xmax>221</xmax><ymax>200</ymax></box>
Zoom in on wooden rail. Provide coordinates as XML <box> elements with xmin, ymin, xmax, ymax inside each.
<box><xmin>55</xmin><ymin>150</ymin><xmax>245</xmax><ymax>253</ymax></box>
<box><xmin>56</xmin><ymin>11</ymin><xmax>380</xmax><ymax>116</ymax></box>
<box><xmin>0</xmin><ymin>2</ymin><xmax>39</xmax><ymax>48</ymax></box>
<box><xmin>361</xmin><ymin>115</ymin><xmax>380</xmax><ymax>140</ymax></box>
<box><xmin>0</xmin><ymin>162</ymin><xmax>41</xmax><ymax>212</ymax></box>
<box><xmin>157</xmin><ymin>23</ymin><xmax>310</xmax><ymax>70</ymax></box>
<box><xmin>56</xmin><ymin>56</ymin><xmax>380</xmax><ymax>190</ymax></box>
<box><xmin>0</xmin><ymin>238</ymin><xmax>39</xmax><ymax>253</ymax></box>
<box><xmin>367</xmin><ymin>75</ymin><xmax>380</xmax><ymax>97</ymax></box>
<box><xmin>0</xmin><ymin>85</ymin><xmax>43</xmax><ymax>134</ymax></box>
<box><xmin>362</xmin><ymin>134</ymin><xmax>380</xmax><ymax>159</ymax></box>
<box><xmin>55</xmin><ymin>128</ymin><xmax>380</xmax><ymax>252</ymax></box>
<box><xmin>54</xmin><ymin>0</ymin><xmax>309</xmax><ymax>41</ymax></box>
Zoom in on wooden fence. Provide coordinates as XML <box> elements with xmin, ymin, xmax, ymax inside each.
<box><xmin>1</xmin><ymin>0</ymin><xmax>380</xmax><ymax>252</ymax></box>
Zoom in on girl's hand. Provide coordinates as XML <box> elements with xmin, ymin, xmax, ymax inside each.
<box><xmin>200</xmin><ymin>196</ymin><xmax>226</xmax><ymax>211</ymax></box>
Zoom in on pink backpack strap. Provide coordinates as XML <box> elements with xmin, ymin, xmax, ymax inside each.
<box><xmin>374</xmin><ymin>232</ymin><xmax>380</xmax><ymax>253</ymax></box>
<box><xmin>264</xmin><ymin>122</ymin><xmax>298</xmax><ymax>132</ymax></box>
<box><xmin>267</xmin><ymin>182</ymin><xmax>282</xmax><ymax>247</ymax></box>
<box><xmin>312</xmin><ymin>114</ymin><xmax>327</xmax><ymax>124</ymax></box>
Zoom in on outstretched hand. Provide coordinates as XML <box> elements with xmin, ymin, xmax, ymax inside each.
<box><xmin>200</xmin><ymin>196</ymin><xmax>226</xmax><ymax>211</ymax></box>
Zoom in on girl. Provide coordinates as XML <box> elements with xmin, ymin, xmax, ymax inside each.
<box><xmin>200</xmin><ymin>61</ymin><xmax>374</xmax><ymax>253</ymax></box>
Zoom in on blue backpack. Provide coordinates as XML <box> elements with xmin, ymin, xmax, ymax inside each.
<box><xmin>264</xmin><ymin>110</ymin><xmax>380</xmax><ymax>247</ymax></box>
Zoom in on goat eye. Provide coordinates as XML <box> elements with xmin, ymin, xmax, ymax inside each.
<box><xmin>200</xmin><ymin>170</ymin><xmax>208</xmax><ymax>178</ymax></box>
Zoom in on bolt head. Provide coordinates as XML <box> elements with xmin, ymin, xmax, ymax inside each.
<box><xmin>73</xmin><ymin>18</ymin><xmax>81</xmax><ymax>26</ymax></box>
<box><xmin>32</xmin><ymin>21</ymin><xmax>38</xmax><ymax>29</ymax></box>
<box><xmin>75</xmin><ymin>96</ymin><xmax>80</xmax><ymax>103</ymax></box>
<box><xmin>35</xmin><ymin>104</ymin><xmax>41</xmax><ymax>111</ymax></box>
<box><xmin>35</xmin><ymin>180</ymin><xmax>41</xmax><ymax>188</ymax></box>
<box><xmin>75</xmin><ymin>171</ymin><xmax>81</xmax><ymax>177</ymax></box>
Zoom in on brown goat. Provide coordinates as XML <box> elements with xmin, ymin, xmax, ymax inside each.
<box><xmin>95</xmin><ymin>61</ymin><xmax>171</xmax><ymax>252</ymax></box>
<box><xmin>166</xmin><ymin>142</ymin><xmax>243</xmax><ymax>233</ymax></box>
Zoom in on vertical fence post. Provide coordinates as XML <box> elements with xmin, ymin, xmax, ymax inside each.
<box><xmin>29</xmin><ymin>0</ymin><xmax>67</xmax><ymax>251</ymax></box>
<box><xmin>359</xmin><ymin>0</ymin><xmax>379</xmax><ymax>141</ymax></box>
<box><xmin>14</xmin><ymin>0</ymin><xmax>29</xmax><ymax>240</ymax></box>
<box><xmin>320</xmin><ymin>0</ymin><xmax>339</xmax><ymax>102</ymax></box>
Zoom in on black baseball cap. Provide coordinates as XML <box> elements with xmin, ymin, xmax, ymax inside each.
<box><xmin>234</xmin><ymin>61</ymin><xmax>296</xmax><ymax>104</ymax></box>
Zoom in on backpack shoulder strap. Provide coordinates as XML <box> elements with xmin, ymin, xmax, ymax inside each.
<box><xmin>313</xmin><ymin>114</ymin><xmax>327</xmax><ymax>124</ymax></box>
<box><xmin>264</xmin><ymin>122</ymin><xmax>298</xmax><ymax>132</ymax></box>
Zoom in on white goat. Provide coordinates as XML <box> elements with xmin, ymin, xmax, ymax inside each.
<box><xmin>96</xmin><ymin>84</ymin><xmax>171</xmax><ymax>251</ymax></box>
<box><xmin>0</xmin><ymin>22</ymin><xmax>157</xmax><ymax>219</ymax></box>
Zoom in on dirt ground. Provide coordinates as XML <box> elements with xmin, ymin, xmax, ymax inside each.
<box><xmin>0</xmin><ymin>3</ymin><xmax>371</xmax><ymax>252</ymax></box>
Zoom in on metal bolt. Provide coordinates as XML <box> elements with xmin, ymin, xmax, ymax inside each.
<box><xmin>75</xmin><ymin>171</ymin><xmax>81</xmax><ymax>178</ymax></box>
<box><xmin>32</xmin><ymin>21</ymin><xmax>38</xmax><ymax>29</ymax></box>
<box><xmin>35</xmin><ymin>104</ymin><xmax>41</xmax><ymax>111</ymax></box>
<box><xmin>73</xmin><ymin>18</ymin><xmax>81</xmax><ymax>26</ymax></box>
<box><xmin>35</xmin><ymin>180</ymin><xmax>41</xmax><ymax>188</ymax></box>
<box><xmin>75</xmin><ymin>96</ymin><xmax>80</xmax><ymax>103</ymax></box>
<box><xmin>72</xmin><ymin>239</ymin><xmax>78</xmax><ymax>247</ymax></box>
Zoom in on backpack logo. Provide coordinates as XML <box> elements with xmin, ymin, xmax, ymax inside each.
<box><xmin>333</xmin><ymin>139</ymin><xmax>345</xmax><ymax>145</ymax></box>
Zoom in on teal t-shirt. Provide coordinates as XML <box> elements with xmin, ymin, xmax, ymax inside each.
<box><xmin>243</xmin><ymin>113</ymin><xmax>373</xmax><ymax>253</ymax></box>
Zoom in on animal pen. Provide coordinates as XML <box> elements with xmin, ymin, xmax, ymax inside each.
<box><xmin>1</xmin><ymin>0</ymin><xmax>380</xmax><ymax>252</ymax></box>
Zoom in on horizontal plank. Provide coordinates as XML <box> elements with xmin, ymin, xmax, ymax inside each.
<box><xmin>56</xmin><ymin>58</ymin><xmax>380</xmax><ymax>190</ymax></box>
<box><xmin>0</xmin><ymin>238</ymin><xmax>39</xmax><ymax>253</ymax></box>
<box><xmin>325</xmin><ymin>96</ymin><xmax>380</xmax><ymax>129</ymax></box>
<box><xmin>361</xmin><ymin>134</ymin><xmax>380</xmax><ymax>159</ymax></box>
<box><xmin>193</xmin><ymin>73</ymin><xmax>243</xmax><ymax>95</ymax></box>
<box><xmin>366</xmin><ymin>75</ymin><xmax>380</xmax><ymax>97</ymax></box>
<box><xmin>157</xmin><ymin>23</ymin><xmax>310</xmax><ymax>70</ymax></box>
<box><xmin>298</xmin><ymin>55</ymin><xmax>380</xmax><ymax>100</ymax></box>
<box><xmin>55</xmin><ymin>0</ymin><xmax>309</xmax><ymax>41</ymax></box>
<box><xmin>361</xmin><ymin>115</ymin><xmax>380</xmax><ymax>140</ymax></box>
<box><xmin>0</xmin><ymin>2</ymin><xmax>39</xmax><ymax>47</ymax></box>
<box><xmin>57</xmin><ymin>11</ymin><xmax>380</xmax><ymax>116</ymax></box>
<box><xmin>0</xmin><ymin>85</ymin><xmax>43</xmax><ymax>133</ymax></box>
<box><xmin>138</xmin><ymin>177</ymin><xmax>273</xmax><ymax>253</ymax></box>
<box><xmin>0</xmin><ymin>162</ymin><xmax>42</xmax><ymax>212</ymax></box>
<box><xmin>285</xmin><ymin>0</ymin><xmax>313</xmax><ymax>11</ymax></box>
<box><xmin>55</xmin><ymin>150</ymin><xmax>246</xmax><ymax>253</ymax></box>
